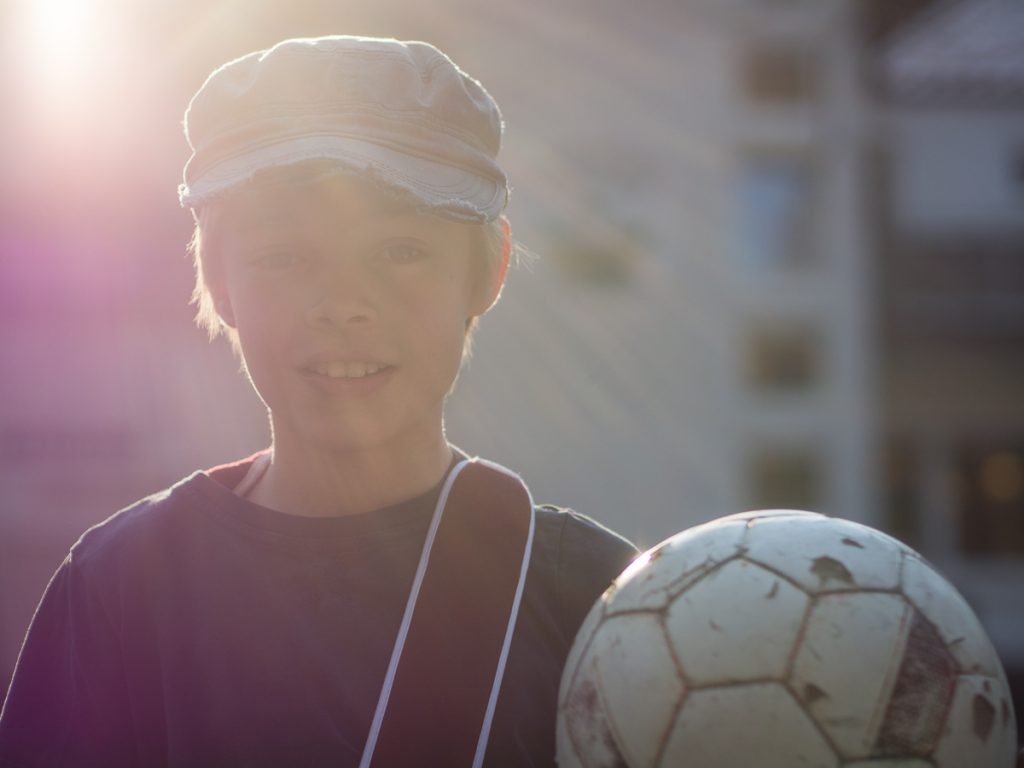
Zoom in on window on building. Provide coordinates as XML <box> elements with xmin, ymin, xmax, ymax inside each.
<box><xmin>748</xmin><ymin>445</ymin><xmax>823</xmax><ymax>511</ymax></box>
<box><xmin>887</xmin><ymin>237</ymin><xmax>1024</xmax><ymax>341</ymax></box>
<box><xmin>737</xmin><ymin>153</ymin><xmax>816</xmax><ymax>269</ymax></box>
<box><xmin>882</xmin><ymin>437</ymin><xmax>921</xmax><ymax>551</ymax></box>
<box><xmin>744</xmin><ymin>322</ymin><xmax>822</xmax><ymax>394</ymax></box>
<box><xmin>955</xmin><ymin>442</ymin><xmax>1024</xmax><ymax>557</ymax></box>
<box><xmin>742</xmin><ymin>45</ymin><xmax>820</xmax><ymax>105</ymax></box>
<box><xmin>1012</xmin><ymin>145</ymin><xmax>1024</xmax><ymax>189</ymax></box>
<box><xmin>548</xmin><ymin>228</ymin><xmax>638</xmax><ymax>287</ymax></box>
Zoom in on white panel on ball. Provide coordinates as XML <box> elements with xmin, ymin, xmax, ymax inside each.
<box><xmin>900</xmin><ymin>553</ymin><xmax>1003</xmax><ymax>677</ymax></box>
<box><xmin>557</xmin><ymin>612</ymin><xmax>625</xmax><ymax>768</ymax></box>
<box><xmin>743</xmin><ymin>516</ymin><xmax>904</xmax><ymax>593</ymax></box>
<box><xmin>607</xmin><ymin>520</ymin><xmax>747</xmax><ymax>615</ymax></box>
<box><xmin>660</xmin><ymin>683</ymin><xmax>839</xmax><ymax>768</ymax></box>
<box><xmin>585</xmin><ymin>614</ymin><xmax>684</xmax><ymax>768</ymax></box>
<box><xmin>932</xmin><ymin>674</ymin><xmax>1017</xmax><ymax>768</ymax></box>
<box><xmin>790</xmin><ymin>592</ymin><xmax>914</xmax><ymax>759</ymax></box>
<box><xmin>557</xmin><ymin>597</ymin><xmax>608</xmax><ymax>768</ymax></box>
<box><xmin>665</xmin><ymin>558</ymin><xmax>808</xmax><ymax>684</ymax></box>
<box><xmin>844</xmin><ymin>761</ymin><xmax>932</xmax><ymax>767</ymax></box>
<box><xmin>560</xmin><ymin>596</ymin><xmax>607</xmax><ymax>708</ymax></box>
<box><xmin>715</xmin><ymin>509</ymin><xmax>822</xmax><ymax>524</ymax></box>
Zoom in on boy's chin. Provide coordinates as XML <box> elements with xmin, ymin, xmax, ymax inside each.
<box><xmin>292</xmin><ymin>421</ymin><xmax>395</xmax><ymax>455</ymax></box>
<box><xmin>275</xmin><ymin>411</ymin><xmax>439</xmax><ymax>458</ymax></box>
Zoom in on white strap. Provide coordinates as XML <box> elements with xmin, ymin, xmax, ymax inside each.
<box><xmin>358</xmin><ymin>458</ymin><xmax>536</xmax><ymax>768</ymax></box>
<box><xmin>233</xmin><ymin>451</ymin><xmax>271</xmax><ymax>499</ymax></box>
<box><xmin>471</xmin><ymin>459</ymin><xmax>536</xmax><ymax>768</ymax></box>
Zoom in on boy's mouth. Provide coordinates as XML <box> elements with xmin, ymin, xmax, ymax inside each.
<box><xmin>307</xmin><ymin>362</ymin><xmax>392</xmax><ymax>379</ymax></box>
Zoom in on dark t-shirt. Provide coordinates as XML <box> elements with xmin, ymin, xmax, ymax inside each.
<box><xmin>0</xmin><ymin>459</ymin><xmax>637</xmax><ymax>767</ymax></box>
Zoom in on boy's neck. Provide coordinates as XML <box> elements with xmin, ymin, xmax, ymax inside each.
<box><xmin>245</xmin><ymin>434</ymin><xmax>454</xmax><ymax>518</ymax></box>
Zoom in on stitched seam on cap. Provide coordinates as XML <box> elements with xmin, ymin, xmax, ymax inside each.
<box><xmin>200</xmin><ymin>100</ymin><xmax>492</xmax><ymax>151</ymax></box>
<box><xmin>191</xmin><ymin>131</ymin><xmax>503</xmax><ymax>184</ymax></box>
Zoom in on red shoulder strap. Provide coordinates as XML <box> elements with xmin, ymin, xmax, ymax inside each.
<box><xmin>362</xmin><ymin>459</ymin><xmax>535</xmax><ymax>768</ymax></box>
<box><xmin>206</xmin><ymin>450</ymin><xmax>269</xmax><ymax>490</ymax></box>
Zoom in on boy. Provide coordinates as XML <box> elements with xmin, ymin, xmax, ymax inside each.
<box><xmin>0</xmin><ymin>35</ymin><xmax>636</xmax><ymax>767</ymax></box>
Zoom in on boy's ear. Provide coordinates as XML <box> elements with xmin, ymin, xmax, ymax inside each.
<box><xmin>470</xmin><ymin>218</ymin><xmax>511</xmax><ymax>316</ymax></box>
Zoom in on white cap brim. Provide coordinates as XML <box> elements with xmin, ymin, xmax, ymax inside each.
<box><xmin>179</xmin><ymin>135</ymin><xmax>507</xmax><ymax>223</ymax></box>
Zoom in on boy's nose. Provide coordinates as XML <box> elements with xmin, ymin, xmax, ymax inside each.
<box><xmin>305</xmin><ymin>268</ymin><xmax>378</xmax><ymax>328</ymax></box>
<box><xmin>306</xmin><ymin>298</ymin><xmax>375</xmax><ymax>327</ymax></box>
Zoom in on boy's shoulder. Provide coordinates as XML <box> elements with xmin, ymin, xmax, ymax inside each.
<box><xmin>67</xmin><ymin>470</ymin><xmax>209</xmax><ymax>572</ymax></box>
<box><xmin>62</xmin><ymin>466</ymin><xmax>639</xmax><ymax>602</ymax></box>
<box><xmin>533</xmin><ymin>503</ymin><xmax>639</xmax><ymax>583</ymax></box>
<box><xmin>68</xmin><ymin>453</ymin><xmax>264</xmax><ymax>572</ymax></box>
<box><xmin>535</xmin><ymin>504</ymin><xmax>636</xmax><ymax>553</ymax></box>
<box><xmin>528</xmin><ymin>504</ymin><xmax>638</xmax><ymax>642</ymax></box>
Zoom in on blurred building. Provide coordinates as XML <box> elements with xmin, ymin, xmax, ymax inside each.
<box><xmin>447</xmin><ymin>0</ymin><xmax>1024</xmax><ymax>719</ymax></box>
<box><xmin>450</xmin><ymin>0</ymin><xmax>878</xmax><ymax>547</ymax></box>
<box><xmin>874</xmin><ymin>0</ymin><xmax>1024</xmax><ymax>670</ymax></box>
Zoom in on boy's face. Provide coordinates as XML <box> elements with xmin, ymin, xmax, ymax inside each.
<box><xmin>211</xmin><ymin>173</ymin><xmax>498</xmax><ymax>456</ymax></box>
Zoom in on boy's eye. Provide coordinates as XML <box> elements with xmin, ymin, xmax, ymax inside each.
<box><xmin>254</xmin><ymin>250</ymin><xmax>302</xmax><ymax>268</ymax></box>
<box><xmin>376</xmin><ymin>242</ymin><xmax>428</xmax><ymax>264</ymax></box>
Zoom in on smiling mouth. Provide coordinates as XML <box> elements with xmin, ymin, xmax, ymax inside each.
<box><xmin>307</xmin><ymin>362</ymin><xmax>392</xmax><ymax>379</ymax></box>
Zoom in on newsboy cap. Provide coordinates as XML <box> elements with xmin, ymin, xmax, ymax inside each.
<box><xmin>179</xmin><ymin>35</ymin><xmax>508</xmax><ymax>223</ymax></box>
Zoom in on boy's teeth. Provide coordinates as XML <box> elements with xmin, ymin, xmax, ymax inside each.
<box><xmin>315</xmin><ymin>362</ymin><xmax>382</xmax><ymax>378</ymax></box>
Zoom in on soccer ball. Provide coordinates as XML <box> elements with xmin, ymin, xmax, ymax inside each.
<box><xmin>557</xmin><ymin>510</ymin><xmax>1018</xmax><ymax>768</ymax></box>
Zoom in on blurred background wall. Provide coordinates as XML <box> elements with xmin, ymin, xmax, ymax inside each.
<box><xmin>1</xmin><ymin>0</ymin><xmax>1021</xmax><ymax>735</ymax></box>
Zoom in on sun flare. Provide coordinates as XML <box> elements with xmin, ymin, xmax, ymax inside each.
<box><xmin>13</xmin><ymin>0</ymin><xmax>121</xmax><ymax>113</ymax></box>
